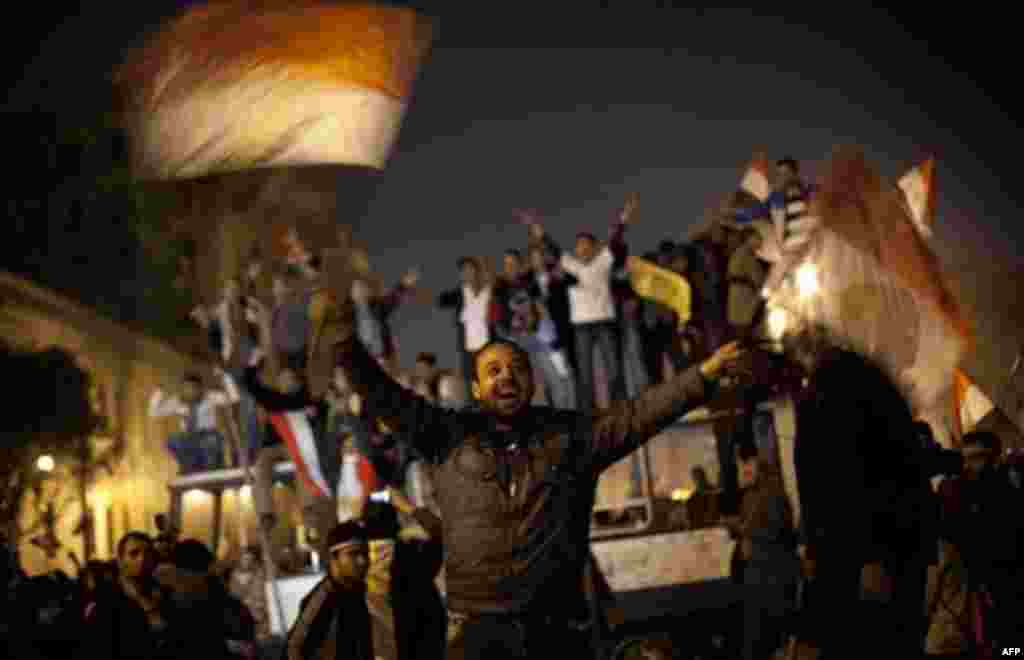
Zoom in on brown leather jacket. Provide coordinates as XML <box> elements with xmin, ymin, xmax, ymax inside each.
<box><xmin>337</xmin><ymin>336</ymin><xmax>713</xmax><ymax>617</ymax></box>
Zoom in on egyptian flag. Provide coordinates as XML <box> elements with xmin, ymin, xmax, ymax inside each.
<box><xmin>115</xmin><ymin>1</ymin><xmax>433</xmax><ymax>330</ymax></box>
<box><xmin>898</xmin><ymin>158</ymin><xmax>936</xmax><ymax>241</ymax></box>
<box><xmin>115</xmin><ymin>0</ymin><xmax>433</xmax><ymax>179</ymax></box>
<box><xmin>268</xmin><ymin>410</ymin><xmax>332</xmax><ymax>498</ymax></box>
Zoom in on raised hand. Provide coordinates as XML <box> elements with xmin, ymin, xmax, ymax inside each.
<box><xmin>189</xmin><ymin>306</ymin><xmax>210</xmax><ymax>327</ymax></box>
<box><xmin>245</xmin><ymin>297</ymin><xmax>270</xmax><ymax>328</ymax></box>
<box><xmin>245</xmin><ymin>260</ymin><xmax>262</xmax><ymax>284</ymax></box>
<box><xmin>513</xmin><ymin>208</ymin><xmax>538</xmax><ymax>226</ymax></box>
<box><xmin>699</xmin><ymin>341</ymin><xmax>743</xmax><ymax>380</ymax></box>
<box><xmin>401</xmin><ymin>268</ymin><xmax>421</xmax><ymax>288</ymax></box>
<box><xmin>515</xmin><ymin>209</ymin><xmax>545</xmax><ymax>239</ymax></box>
<box><xmin>621</xmin><ymin>192</ymin><xmax>640</xmax><ymax>224</ymax></box>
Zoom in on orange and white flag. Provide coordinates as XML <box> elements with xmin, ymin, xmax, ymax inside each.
<box><xmin>739</xmin><ymin>153</ymin><xmax>772</xmax><ymax>202</ymax></box>
<box><xmin>898</xmin><ymin>158</ymin><xmax>936</xmax><ymax>240</ymax></box>
<box><xmin>116</xmin><ymin>1</ymin><xmax>433</xmax><ymax>180</ymax></box>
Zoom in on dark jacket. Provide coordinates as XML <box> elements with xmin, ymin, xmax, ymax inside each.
<box><xmin>337</xmin><ymin>333</ymin><xmax>714</xmax><ymax>617</ymax></box>
<box><xmin>941</xmin><ymin>465</ymin><xmax>1024</xmax><ymax>573</ymax></box>
<box><xmin>738</xmin><ymin>468</ymin><xmax>799</xmax><ymax>583</ymax></box>
<box><xmin>490</xmin><ymin>274</ymin><xmax>541</xmax><ymax>338</ymax></box>
<box><xmin>286</xmin><ymin>580</ymin><xmax>374</xmax><ymax>660</ymax></box>
<box><xmin>85</xmin><ymin>582</ymin><xmax>187</xmax><ymax>660</ymax></box>
<box><xmin>370</xmin><ymin>508</ymin><xmax>446</xmax><ymax>660</ymax></box>
<box><xmin>794</xmin><ymin>348</ymin><xmax>934</xmax><ymax>562</ymax></box>
<box><xmin>527</xmin><ymin>235</ymin><xmax>579</xmax><ymax>362</ymax></box>
<box><xmin>154</xmin><ymin>565</ymin><xmax>255</xmax><ymax>659</ymax></box>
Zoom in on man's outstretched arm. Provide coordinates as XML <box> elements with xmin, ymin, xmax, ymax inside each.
<box><xmin>335</xmin><ymin>332</ymin><xmax>461</xmax><ymax>463</ymax></box>
<box><xmin>588</xmin><ymin>342</ymin><xmax>742</xmax><ymax>472</ymax></box>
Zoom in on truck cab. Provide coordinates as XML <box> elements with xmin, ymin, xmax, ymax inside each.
<box><xmin>590</xmin><ymin>396</ymin><xmax>798</xmax><ymax>658</ymax></box>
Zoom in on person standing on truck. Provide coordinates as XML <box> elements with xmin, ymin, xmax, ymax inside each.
<box><xmin>239</xmin><ymin>351</ymin><xmax>340</xmax><ymax>557</ymax></box>
<box><xmin>315</xmin><ymin>283</ymin><xmax>743</xmax><ymax>660</ymax></box>
<box><xmin>148</xmin><ymin>371</ymin><xmax>239</xmax><ymax>473</ymax></box>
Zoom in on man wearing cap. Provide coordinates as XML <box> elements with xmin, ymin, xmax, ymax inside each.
<box><xmin>286</xmin><ymin>521</ymin><xmax>373</xmax><ymax>660</ymax></box>
<box><xmin>321</xmin><ymin>279</ymin><xmax>743</xmax><ymax>658</ymax></box>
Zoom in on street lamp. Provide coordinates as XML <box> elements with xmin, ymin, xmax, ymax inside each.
<box><xmin>37</xmin><ymin>455</ymin><xmax>55</xmax><ymax>473</ymax></box>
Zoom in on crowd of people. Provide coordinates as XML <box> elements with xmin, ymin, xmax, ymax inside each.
<box><xmin>150</xmin><ymin>158</ymin><xmax>809</xmax><ymax>481</ymax></box>
<box><xmin>7</xmin><ymin>155</ymin><xmax>1024</xmax><ymax>660</ymax></box>
<box><xmin>0</xmin><ymin>483</ymin><xmax>445</xmax><ymax>660</ymax></box>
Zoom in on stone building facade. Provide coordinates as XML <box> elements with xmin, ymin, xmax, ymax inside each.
<box><xmin>0</xmin><ymin>271</ymin><xmax>211</xmax><ymax>575</ymax></box>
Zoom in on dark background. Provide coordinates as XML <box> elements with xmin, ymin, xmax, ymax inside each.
<box><xmin>4</xmin><ymin>3</ymin><xmax>1021</xmax><ymax>371</ymax></box>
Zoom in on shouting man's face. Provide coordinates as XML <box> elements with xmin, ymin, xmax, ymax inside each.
<box><xmin>472</xmin><ymin>342</ymin><xmax>535</xmax><ymax>418</ymax></box>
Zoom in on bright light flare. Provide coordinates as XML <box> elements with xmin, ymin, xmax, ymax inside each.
<box><xmin>671</xmin><ymin>488</ymin><xmax>693</xmax><ymax>502</ymax></box>
<box><xmin>36</xmin><ymin>455</ymin><xmax>55</xmax><ymax>473</ymax></box>
<box><xmin>795</xmin><ymin>263</ymin><xmax>820</xmax><ymax>299</ymax></box>
<box><xmin>767</xmin><ymin>307</ymin><xmax>789</xmax><ymax>341</ymax></box>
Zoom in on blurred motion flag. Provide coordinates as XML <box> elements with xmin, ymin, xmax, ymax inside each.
<box><xmin>762</xmin><ymin>147</ymin><xmax>971</xmax><ymax>417</ymax></box>
<box><xmin>898</xmin><ymin>157</ymin><xmax>936</xmax><ymax>240</ymax></box>
<box><xmin>268</xmin><ymin>410</ymin><xmax>332</xmax><ymax>498</ymax></box>
<box><xmin>740</xmin><ymin>153</ymin><xmax>772</xmax><ymax>202</ymax></box>
<box><xmin>116</xmin><ymin>0</ymin><xmax>433</xmax><ymax>180</ymax></box>
<box><xmin>627</xmin><ymin>256</ymin><xmax>692</xmax><ymax>329</ymax></box>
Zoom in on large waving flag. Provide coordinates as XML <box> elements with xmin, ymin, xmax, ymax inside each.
<box><xmin>116</xmin><ymin>0</ymin><xmax>433</xmax><ymax>179</ymax></box>
<box><xmin>761</xmin><ymin>148</ymin><xmax>971</xmax><ymax>420</ymax></box>
<box><xmin>898</xmin><ymin>157</ymin><xmax>936</xmax><ymax>240</ymax></box>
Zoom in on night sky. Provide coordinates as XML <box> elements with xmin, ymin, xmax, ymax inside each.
<box><xmin>5</xmin><ymin>4</ymin><xmax>1023</xmax><ymax>373</ymax></box>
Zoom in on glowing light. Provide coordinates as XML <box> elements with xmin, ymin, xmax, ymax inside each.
<box><xmin>795</xmin><ymin>263</ymin><xmax>820</xmax><ymax>299</ymax></box>
<box><xmin>36</xmin><ymin>455</ymin><xmax>55</xmax><ymax>473</ymax></box>
<box><xmin>240</xmin><ymin>485</ymin><xmax>252</xmax><ymax>499</ymax></box>
<box><xmin>671</xmin><ymin>488</ymin><xmax>693</xmax><ymax>502</ymax></box>
<box><xmin>88</xmin><ymin>488</ymin><xmax>110</xmax><ymax>509</ymax></box>
<box><xmin>767</xmin><ymin>307</ymin><xmax>789</xmax><ymax>340</ymax></box>
<box><xmin>183</xmin><ymin>488</ymin><xmax>209</xmax><ymax>505</ymax></box>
